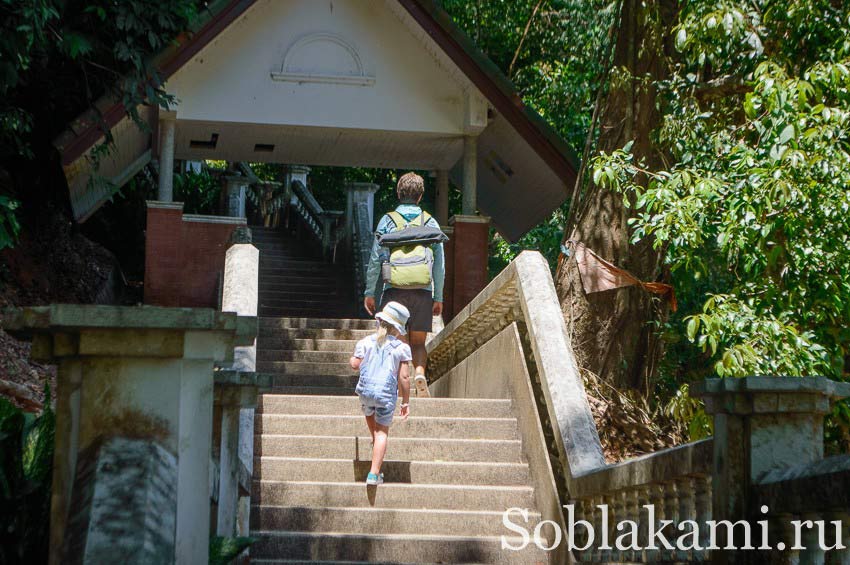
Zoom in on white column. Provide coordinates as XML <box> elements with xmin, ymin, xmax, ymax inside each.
<box><xmin>158</xmin><ymin>118</ymin><xmax>176</xmax><ymax>202</ymax></box>
<box><xmin>462</xmin><ymin>136</ymin><xmax>477</xmax><ymax>215</ymax></box>
<box><xmin>435</xmin><ymin>169</ymin><xmax>449</xmax><ymax>225</ymax></box>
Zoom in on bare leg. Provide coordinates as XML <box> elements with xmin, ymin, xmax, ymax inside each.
<box><xmin>364</xmin><ymin>414</ymin><xmax>377</xmax><ymax>445</ymax></box>
<box><xmin>370</xmin><ymin>424</ymin><xmax>390</xmax><ymax>476</ymax></box>
<box><xmin>408</xmin><ymin>330</ymin><xmax>428</xmax><ymax>376</ymax></box>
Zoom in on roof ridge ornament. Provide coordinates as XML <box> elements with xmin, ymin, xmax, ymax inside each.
<box><xmin>270</xmin><ymin>32</ymin><xmax>375</xmax><ymax>86</ymax></box>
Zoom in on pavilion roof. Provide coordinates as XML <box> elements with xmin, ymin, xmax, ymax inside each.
<box><xmin>53</xmin><ymin>0</ymin><xmax>580</xmax><ymax>240</ymax></box>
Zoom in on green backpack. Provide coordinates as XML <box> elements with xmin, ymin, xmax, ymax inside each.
<box><xmin>381</xmin><ymin>211</ymin><xmax>435</xmax><ymax>289</ymax></box>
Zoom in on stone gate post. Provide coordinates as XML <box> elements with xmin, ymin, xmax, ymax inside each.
<box><xmin>694</xmin><ymin>377</ymin><xmax>850</xmax><ymax>564</ymax></box>
<box><xmin>2</xmin><ymin>305</ymin><xmax>256</xmax><ymax>565</ymax></box>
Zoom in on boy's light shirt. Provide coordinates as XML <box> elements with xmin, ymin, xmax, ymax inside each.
<box><xmin>364</xmin><ymin>204</ymin><xmax>445</xmax><ymax>302</ymax></box>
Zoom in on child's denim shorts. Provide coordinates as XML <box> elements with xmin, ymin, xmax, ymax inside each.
<box><xmin>359</xmin><ymin>395</ymin><xmax>395</xmax><ymax>426</ymax></box>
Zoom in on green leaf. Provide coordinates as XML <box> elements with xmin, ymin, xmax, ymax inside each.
<box><xmin>686</xmin><ymin>317</ymin><xmax>698</xmax><ymax>341</ymax></box>
<box><xmin>778</xmin><ymin>124</ymin><xmax>794</xmax><ymax>144</ymax></box>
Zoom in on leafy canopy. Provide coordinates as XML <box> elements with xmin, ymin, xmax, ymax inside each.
<box><xmin>0</xmin><ymin>0</ymin><xmax>202</xmax><ymax>248</ymax></box>
<box><xmin>592</xmin><ymin>1</ymin><xmax>850</xmax><ymax>389</ymax></box>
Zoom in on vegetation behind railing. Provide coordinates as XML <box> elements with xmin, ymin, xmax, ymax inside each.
<box><xmin>427</xmin><ymin>252</ymin><xmax>850</xmax><ymax>563</ymax></box>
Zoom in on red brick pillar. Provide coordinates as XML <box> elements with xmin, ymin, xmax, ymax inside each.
<box><xmin>144</xmin><ymin>201</ymin><xmax>185</xmax><ymax>306</ymax></box>
<box><xmin>441</xmin><ymin>226</ymin><xmax>455</xmax><ymax>320</ymax></box>
<box><xmin>449</xmin><ymin>215</ymin><xmax>490</xmax><ymax>314</ymax></box>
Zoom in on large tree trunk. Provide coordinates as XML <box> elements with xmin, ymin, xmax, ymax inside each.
<box><xmin>555</xmin><ymin>0</ymin><xmax>680</xmax><ymax>392</ymax></box>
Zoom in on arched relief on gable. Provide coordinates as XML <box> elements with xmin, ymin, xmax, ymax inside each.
<box><xmin>270</xmin><ymin>32</ymin><xmax>375</xmax><ymax>86</ymax></box>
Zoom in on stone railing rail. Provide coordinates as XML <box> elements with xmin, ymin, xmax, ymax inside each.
<box><xmin>290</xmin><ymin>179</ymin><xmax>343</xmax><ymax>259</ymax></box>
<box><xmin>427</xmin><ymin>251</ymin><xmax>850</xmax><ymax>564</ymax></box>
<box><xmin>351</xmin><ymin>200</ymin><xmax>373</xmax><ymax>305</ymax></box>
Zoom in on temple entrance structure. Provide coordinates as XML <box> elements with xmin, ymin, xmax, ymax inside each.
<box><xmin>53</xmin><ymin>0</ymin><xmax>580</xmax><ymax>316</ymax></box>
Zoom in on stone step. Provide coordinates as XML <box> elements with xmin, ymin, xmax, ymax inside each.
<box><xmin>259</xmin><ymin>257</ymin><xmax>332</xmax><ymax>267</ymax></box>
<box><xmin>259</xmin><ymin>263</ymin><xmax>337</xmax><ymax>274</ymax></box>
<box><xmin>258</xmin><ymin>308</ymin><xmax>355</xmax><ymax>319</ymax></box>
<box><xmin>259</xmin><ymin>317</ymin><xmax>374</xmax><ymax>330</ymax></box>
<box><xmin>250</xmin><ymin>561</ymin><xmax>494</xmax><ymax>565</ymax></box>
<box><xmin>251</xmin><ymin>480</ymin><xmax>534</xmax><ymax>511</ymax></box>
<box><xmin>255</xmin><ymin>435</ymin><xmax>524</xmax><ymax>463</ymax></box>
<box><xmin>254</xmin><ymin>457</ymin><xmax>531</xmax><ymax>485</ymax></box>
<box><xmin>255</xmin><ymin>361</ymin><xmax>354</xmax><ymax>376</ymax></box>
<box><xmin>250</xmin><ymin>531</ymin><xmax>547</xmax><ymax>563</ymax></box>
<box><xmin>259</xmin><ymin>282</ymin><xmax>340</xmax><ymax>294</ymax></box>
<box><xmin>257</xmin><ymin>339</ymin><xmax>357</xmax><ymax>353</ymax></box>
<box><xmin>260</xmin><ymin>374</ymin><xmax>358</xmax><ymax>388</ymax></box>
<box><xmin>258</xmin><ymin>274</ymin><xmax>339</xmax><ymax>286</ymax></box>
<box><xmin>256</xmin><ymin>415</ymin><xmax>519</xmax><ymax>440</ymax></box>
<box><xmin>259</xmin><ymin>299</ymin><xmax>350</xmax><ymax>311</ymax></box>
<box><xmin>256</xmin><ymin>251</ymin><xmax>323</xmax><ymax>261</ymax></box>
<box><xmin>256</xmin><ymin>350</ymin><xmax>351</xmax><ymax>363</ymax></box>
<box><xmin>257</xmin><ymin>396</ymin><xmax>514</xmax><ymax>419</ymax></box>
<box><xmin>251</xmin><ymin>506</ymin><xmax>534</xmax><ymax>537</ymax></box>
<box><xmin>258</xmin><ymin>328</ymin><xmax>373</xmax><ymax>340</ymax></box>
<box><xmin>254</xmin><ymin>249</ymin><xmax>319</xmax><ymax>260</ymax></box>
<box><xmin>259</xmin><ymin>291</ymin><xmax>343</xmax><ymax>305</ymax></box>
<box><xmin>252</xmin><ymin>242</ymin><xmax>310</xmax><ymax>252</ymax></box>
<box><xmin>259</xmin><ymin>385</ymin><xmax>356</xmax><ymax>396</ymax></box>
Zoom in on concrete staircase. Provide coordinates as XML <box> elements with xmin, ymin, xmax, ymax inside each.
<box><xmin>253</xmin><ymin>226</ymin><xmax>353</xmax><ymax>318</ymax></box>
<box><xmin>249</xmin><ymin>228</ymin><xmax>551</xmax><ymax>563</ymax></box>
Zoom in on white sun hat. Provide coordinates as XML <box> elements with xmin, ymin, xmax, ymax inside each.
<box><xmin>375</xmin><ymin>301</ymin><xmax>410</xmax><ymax>335</ymax></box>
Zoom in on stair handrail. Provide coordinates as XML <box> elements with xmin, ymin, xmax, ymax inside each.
<box><xmin>289</xmin><ymin>179</ymin><xmax>324</xmax><ymax>240</ymax></box>
<box><xmin>427</xmin><ymin>251</ymin><xmax>606</xmax><ymax>486</ymax></box>
<box><xmin>428</xmin><ymin>252</ymin><xmax>850</xmax><ymax>563</ymax></box>
<box><xmin>350</xmin><ymin>200</ymin><xmax>373</xmax><ymax>304</ymax></box>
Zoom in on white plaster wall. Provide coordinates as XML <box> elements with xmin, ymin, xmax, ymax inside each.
<box><xmin>168</xmin><ymin>0</ymin><xmax>470</xmax><ymax>135</ymax></box>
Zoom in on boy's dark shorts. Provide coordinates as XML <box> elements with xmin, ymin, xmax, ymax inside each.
<box><xmin>380</xmin><ymin>288</ymin><xmax>433</xmax><ymax>333</ymax></box>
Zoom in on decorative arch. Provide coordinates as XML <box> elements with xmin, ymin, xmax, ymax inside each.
<box><xmin>270</xmin><ymin>32</ymin><xmax>375</xmax><ymax>86</ymax></box>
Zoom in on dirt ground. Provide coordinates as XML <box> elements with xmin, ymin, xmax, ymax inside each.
<box><xmin>0</xmin><ymin>205</ymin><xmax>121</xmax><ymax>412</ymax></box>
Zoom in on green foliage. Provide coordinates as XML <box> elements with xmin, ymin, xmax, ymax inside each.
<box><xmin>489</xmin><ymin>204</ymin><xmax>566</xmax><ymax>277</ymax></box>
<box><xmin>592</xmin><ymin>1</ymin><xmax>850</xmax><ymax>437</ymax></box>
<box><xmin>174</xmin><ymin>169</ymin><xmax>221</xmax><ymax>216</ymax></box>
<box><xmin>209</xmin><ymin>536</ymin><xmax>255</xmax><ymax>565</ymax></box>
<box><xmin>440</xmin><ymin>0</ymin><xmax>617</xmax><ymax>272</ymax></box>
<box><xmin>663</xmin><ymin>384</ymin><xmax>712</xmax><ymax>441</ymax></box>
<box><xmin>0</xmin><ymin>390</ymin><xmax>54</xmax><ymax>565</ymax></box>
<box><xmin>439</xmin><ymin>0</ymin><xmax>616</xmax><ymax>150</ymax></box>
<box><xmin>0</xmin><ymin>0</ymin><xmax>202</xmax><ymax>247</ymax></box>
<box><xmin>0</xmin><ymin>195</ymin><xmax>21</xmax><ymax>250</ymax></box>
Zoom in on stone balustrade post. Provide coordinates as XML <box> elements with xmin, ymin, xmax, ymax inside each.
<box><xmin>224</xmin><ymin>175</ymin><xmax>249</xmax><ymax>218</ymax></box>
<box><xmin>695</xmin><ymin>377</ymin><xmax>850</xmax><ymax>565</ymax></box>
<box><xmin>345</xmin><ymin>182</ymin><xmax>380</xmax><ymax>252</ymax></box>
<box><xmin>320</xmin><ymin>210</ymin><xmax>344</xmax><ymax>259</ymax></box>
<box><xmin>223</xmin><ymin>231</ymin><xmax>258</xmax><ymax>372</ymax></box>
<box><xmin>212</xmin><ymin>372</ymin><xmax>270</xmax><ymax>537</ymax></box>
<box><xmin>219</xmin><ymin>230</ymin><xmax>262</xmax><ymax>539</ymax></box>
<box><xmin>2</xmin><ymin>305</ymin><xmax>256</xmax><ymax>565</ymax></box>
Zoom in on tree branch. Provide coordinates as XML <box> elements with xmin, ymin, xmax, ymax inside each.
<box><xmin>508</xmin><ymin>0</ymin><xmax>546</xmax><ymax>78</ymax></box>
<box><xmin>694</xmin><ymin>74</ymin><xmax>751</xmax><ymax>100</ymax></box>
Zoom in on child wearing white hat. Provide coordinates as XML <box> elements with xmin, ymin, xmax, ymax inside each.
<box><xmin>349</xmin><ymin>301</ymin><xmax>412</xmax><ymax>485</ymax></box>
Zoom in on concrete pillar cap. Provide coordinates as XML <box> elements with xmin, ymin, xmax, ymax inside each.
<box><xmin>346</xmin><ymin>182</ymin><xmax>380</xmax><ymax>193</ymax></box>
<box><xmin>692</xmin><ymin>376</ymin><xmax>850</xmax><ymax>415</ymax></box>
